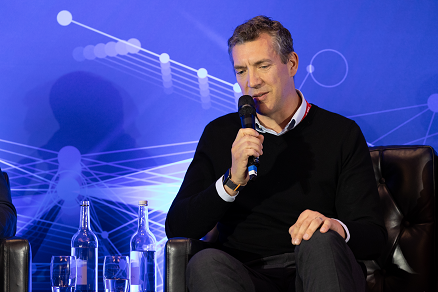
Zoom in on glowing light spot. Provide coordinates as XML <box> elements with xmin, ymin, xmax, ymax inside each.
<box><xmin>160</xmin><ymin>53</ymin><xmax>170</xmax><ymax>64</ymax></box>
<box><xmin>233</xmin><ymin>83</ymin><xmax>241</xmax><ymax>93</ymax></box>
<box><xmin>127</xmin><ymin>38</ymin><xmax>141</xmax><ymax>54</ymax></box>
<box><xmin>83</xmin><ymin>45</ymin><xmax>96</xmax><ymax>60</ymax></box>
<box><xmin>72</xmin><ymin>47</ymin><xmax>85</xmax><ymax>62</ymax></box>
<box><xmin>105</xmin><ymin>42</ymin><xmax>117</xmax><ymax>57</ymax></box>
<box><xmin>56</xmin><ymin>177</ymin><xmax>80</xmax><ymax>203</ymax></box>
<box><xmin>427</xmin><ymin>93</ymin><xmax>438</xmax><ymax>112</ymax></box>
<box><xmin>306</xmin><ymin>65</ymin><xmax>315</xmax><ymax>73</ymax></box>
<box><xmin>94</xmin><ymin>43</ymin><xmax>107</xmax><ymax>58</ymax></box>
<box><xmin>57</xmin><ymin>10</ymin><xmax>72</xmax><ymax>26</ymax></box>
<box><xmin>101</xmin><ymin>231</ymin><xmax>109</xmax><ymax>239</ymax></box>
<box><xmin>197</xmin><ymin>68</ymin><xmax>208</xmax><ymax>79</ymax></box>
<box><xmin>115</xmin><ymin>41</ymin><xmax>128</xmax><ymax>55</ymax></box>
<box><xmin>58</xmin><ymin>146</ymin><xmax>81</xmax><ymax>169</ymax></box>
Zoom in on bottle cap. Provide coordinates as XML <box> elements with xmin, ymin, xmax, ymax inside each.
<box><xmin>80</xmin><ymin>200</ymin><xmax>90</xmax><ymax>206</ymax></box>
<box><xmin>138</xmin><ymin>200</ymin><xmax>148</xmax><ymax>206</ymax></box>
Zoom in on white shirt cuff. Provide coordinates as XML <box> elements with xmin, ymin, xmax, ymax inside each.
<box><xmin>215</xmin><ymin>176</ymin><xmax>237</xmax><ymax>202</ymax></box>
<box><xmin>333</xmin><ymin>219</ymin><xmax>350</xmax><ymax>242</ymax></box>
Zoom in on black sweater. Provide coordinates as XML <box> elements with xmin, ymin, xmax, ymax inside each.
<box><xmin>165</xmin><ymin>105</ymin><xmax>387</xmax><ymax>262</ymax></box>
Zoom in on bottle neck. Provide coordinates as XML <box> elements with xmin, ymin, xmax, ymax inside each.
<box><xmin>79</xmin><ymin>205</ymin><xmax>91</xmax><ymax>230</ymax></box>
<box><xmin>137</xmin><ymin>205</ymin><xmax>149</xmax><ymax>232</ymax></box>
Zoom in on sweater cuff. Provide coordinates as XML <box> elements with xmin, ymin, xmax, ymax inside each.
<box><xmin>333</xmin><ymin>219</ymin><xmax>350</xmax><ymax>242</ymax></box>
<box><xmin>215</xmin><ymin>176</ymin><xmax>238</xmax><ymax>202</ymax></box>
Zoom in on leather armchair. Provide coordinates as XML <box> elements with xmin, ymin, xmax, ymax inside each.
<box><xmin>0</xmin><ymin>237</ymin><xmax>32</xmax><ymax>292</ymax></box>
<box><xmin>0</xmin><ymin>172</ymin><xmax>32</xmax><ymax>292</ymax></box>
<box><xmin>164</xmin><ymin>145</ymin><xmax>437</xmax><ymax>292</ymax></box>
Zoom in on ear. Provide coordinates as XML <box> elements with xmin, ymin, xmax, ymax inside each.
<box><xmin>288</xmin><ymin>52</ymin><xmax>299</xmax><ymax>77</ymax></box>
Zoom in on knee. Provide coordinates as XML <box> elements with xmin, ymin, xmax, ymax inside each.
<box><xmin>187</xmin><ymin>248</ymin><xmax>228</xmax><ymax>275</ymax></box>
<box><xmin>295</xmin><ymin>230</ymin><xmax>344</xmax><ymax>258</ymax></box>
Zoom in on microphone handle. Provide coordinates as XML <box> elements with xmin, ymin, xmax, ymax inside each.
<box><xmin>240</xmin><ymin>113</ymin><xmax>259</xmax><ymax>180</ymax></box>
<box><xmin>247</xmin><ymin>156</ymin><xmax>259</xmax><ymax>180</ymax></box>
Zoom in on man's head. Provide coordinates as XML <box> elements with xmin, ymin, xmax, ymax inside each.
<box><xmin>229</xmin><ymin>16</ymin><xmax>299</xmax><ymax>123</ymax></box>
<box><xmin>228</xmin><ymin>15</ymin><xmax>294</xmax><ymax>65</ymax></box>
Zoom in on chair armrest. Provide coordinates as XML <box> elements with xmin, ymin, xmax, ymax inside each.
<box><xmin>0</xmin><ymin>237</ymin><xmax>32</xmax><ymax>292</ymax></box>
<box><xmin>164</xmin><ymin>238</ymin><xmax>214</xmax><ymax>292</ymax></box>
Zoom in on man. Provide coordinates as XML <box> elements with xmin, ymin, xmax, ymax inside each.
<box><xmin>165</xmin><ymin>15</ymin><xmax>386</xmax><ymax>292</ymax></box>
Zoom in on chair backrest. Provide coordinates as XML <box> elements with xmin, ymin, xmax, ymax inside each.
<box><xmin>365</xmin><ymin>146</ymin><xmax>437</xmax><ymax>292</ymax></box>
<box><xmin>0</xmin><ymin>171</ymin><xmax>32</xmax><ymax>292</ymax></box>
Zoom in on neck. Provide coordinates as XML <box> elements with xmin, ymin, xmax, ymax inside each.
<box><xmin>257</xmin><ymin>90</ymin><xmax>302</xmax><ymax>133</ymax></box>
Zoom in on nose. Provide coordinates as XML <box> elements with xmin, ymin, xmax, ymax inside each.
<box><xmin>247</xmin><ymin>68</ymin><xmax>262</xmax><ymax>89</ymax></box>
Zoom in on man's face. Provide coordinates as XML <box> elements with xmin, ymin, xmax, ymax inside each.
<box><xmin>232</xmin><ymin>33</ymin><xmax>298</xmax><ymax>118</ymax></box>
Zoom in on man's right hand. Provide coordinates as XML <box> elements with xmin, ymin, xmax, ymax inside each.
<box><xmin>225</xmin><ymin>128</ymin><xmax>264</xmax><ymax>196</ymax></box>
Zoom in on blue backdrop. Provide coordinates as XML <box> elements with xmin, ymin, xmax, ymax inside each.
<box><xmin>1</xmin><ymin>1</ymin><xmax>437</xmax><ymax>291</ymax></box>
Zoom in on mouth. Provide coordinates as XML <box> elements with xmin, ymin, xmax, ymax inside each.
<box><xmin>252</xmin><ymin>92</ymin><xmax>268</xmax><ymax>100</ymax></box>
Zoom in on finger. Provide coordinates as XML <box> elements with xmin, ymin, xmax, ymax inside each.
<box><xmin>232</xmin><ymin>144</ymin><xmax>263</xmax><ymax>164</ymax></box>
<box><xmin>235</xmin><ymin>128</ymin><xmax>260</xmax><ymax>140</ymax></box>
<box><xmin>320</xmin><ymin>219</ymin><xmax>332</xmax><ymax>233</ymax></box>
<box><xmin>302</xmin><ymin>216</ymin><xmax>326</xmax><ymax>240</ymax></box>
<box><xmin>239</xmin><ymin>137</ymin><xmax>264</xmax><ymax>152</ymax></box>
<box><xmin>233</xmin><ymin>130</ymin><xmax>263</xmax><ymax>147</ymax></box>
<box><xmin>257</xmin><ymin>133</ymin><xmax>264</xmax><ymax>143</ymax></box>
<box><xmin>230</xmin><ymin>134</ymin><xmax>263</xmax><ymax>184</ymax></box>
<box><xmin>293</xmin><ymin>216</ymin><xmax>325</xmax><ymax>245</ymax></box>
<box><xmin>290</xmin><ymin>209</ymin><xmax>312</xmax><ymax>239</ymax></box>
<box><xmin>289</xmin><ymin>225</ymin><xmax>296</xmax><ymax>244</ymax></box>
<box><xmin>232</xmin><ymin>138</ymin><xmax>264</xmax><ymax>159</ymax></box>
<box><xmin>288</xmin><ymin>225</ymin><xmax>294</xmax><ymax>235</ymax></box>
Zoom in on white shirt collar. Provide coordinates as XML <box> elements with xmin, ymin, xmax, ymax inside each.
<box><xmin>255</xmin><ymin>89</ymin><xmax>310</xmax><ymax>136</ymax></box>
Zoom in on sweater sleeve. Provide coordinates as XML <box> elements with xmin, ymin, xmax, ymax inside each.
<box><xmin>335</xmin><ymin>121</ymin><xmax>387</xmax><ymax>260</ymax></box>
<box><xmin>0</xmin><ymin>170</ymin><xmax>17</xmax><ymax>238</ymax></box>
<box><xmin>165</xmin><ymin>122</ymin><xmax>233</xmax><ymax>239</ymax></box>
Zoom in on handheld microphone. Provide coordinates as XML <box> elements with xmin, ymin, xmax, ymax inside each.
<box><xmin>238</xmin><ymin>95</ymin><xmax>259</xmax><ymax>180</ymax></box>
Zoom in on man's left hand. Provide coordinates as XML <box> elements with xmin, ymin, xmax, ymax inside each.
<box><xmin>288</xmin><ymin>209</ymin><xmax>346</xmax><ymax>245</ymax></box>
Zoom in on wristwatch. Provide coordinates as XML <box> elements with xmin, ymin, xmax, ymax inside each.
<box><xmin>223</xmin><ymin>168</ymin><xmax>244</xmax><ymax>192</ymax></box>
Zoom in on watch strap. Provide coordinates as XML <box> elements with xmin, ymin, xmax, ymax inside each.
<box><xmin>223</xmin><ymin>168</ymin><xmax>244</xmax><ymax>192</ymax></box>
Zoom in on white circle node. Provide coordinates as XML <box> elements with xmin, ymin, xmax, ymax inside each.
<box><xmin>197</xmin><ymin>68</ymin><xmax>208</xmax><ymax>79</ymax></box>
<box><xmin>309</xmin><ymin>49</ymin><xmax>348</xmax><ymax>88</ymax></box>
<box><xmin>127</xmin><ymin>38</ymin><xmax>141</xmax><ymax>54</ymax></box>
<box><xmin>58</xmin><ymin>146</ymin><xmax>81</xmax><ymax>169</ymax></box>
<box><xmin>233</xmin><ymin>83</ymin><xmax>242</xmax><ymax>93</ymax></box>
<box><xmin>73</xmin><ymin>47</ymin><xmax>85</xmax><ymax>62</ymax></box>
<box><xmin>160</xmin><ymin>53</ymin><xmax>170</xmax><ymax>64</ymax></box>
<box><xmin>94</xmin><ymin>43</ymin><xmax>107</xmax><ymax>58</ymax></box>
<box><xmin>57</xmin><ymin>10</ymin><xmax>72</xmax><ymax>26</ymax></box>
<box><xmin>306</xmin><ymin>65</ymin><xmax>315</xmax><ymax>73</ymax></box>
<box><xmin>427</xmin><ymin>93</ymin><xmax>438</xmax><ymax>112</ymax></box>
<box><xmin>105</xmin><ymin>42</ymin><xmax>117</xmax><ymax>57</ymax></box>
<box><xmin>115</xmin><ymin>41</ymin><xmax>128</xmax><ymax>55</ymax></box>
<box><xmin>83</xmin><ymin>45</ymin><xmax>96</xmax><ymax>60</ymax></box>
<box><xmin>56</xmin><ymin>177</ymin><xmax>80</xmax><ymax>201</ymax></box>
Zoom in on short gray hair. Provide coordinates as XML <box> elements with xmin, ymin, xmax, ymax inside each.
<box><xmin>228</xmin><ymin>15</ymin><xmax>294</xmax><ymax>64</ymax></box>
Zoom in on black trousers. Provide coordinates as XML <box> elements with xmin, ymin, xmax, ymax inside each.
<box><xmin>186</xmin><ymin>230</ymin><xmax>366</xmax><ymax>292</ymax></box>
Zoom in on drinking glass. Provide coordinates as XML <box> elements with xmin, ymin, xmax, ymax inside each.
<box><xmin>103</xmin><ymin>255</ymin><xmax>129</xmax><ymax>292</ymax></box>
<box><xmin>50</xmin><ymin>256</ymin><xmax>76</xmax><ymax>292</ymax></box>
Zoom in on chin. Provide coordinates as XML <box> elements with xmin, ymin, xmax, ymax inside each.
<box><xmin>256</xmin><ymin>109</ymin><xmax>270</xmax><ymax>117</ymax></box>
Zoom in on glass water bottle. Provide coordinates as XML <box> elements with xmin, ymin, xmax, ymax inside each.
<box><xmin>71</xmin><ymin>200</ymin><xmax>98</xmax><ymax>291</ymax></box>
<box><xmin>130</xmin><ymin>200</ymin><xmax>157</xmax><ymax>292</ymax></box>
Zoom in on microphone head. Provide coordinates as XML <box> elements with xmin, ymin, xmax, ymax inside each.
<box><xmin>238</xmin><ymin>95</ymin><xmax>256</xmax><ymax>117</ymax></box>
